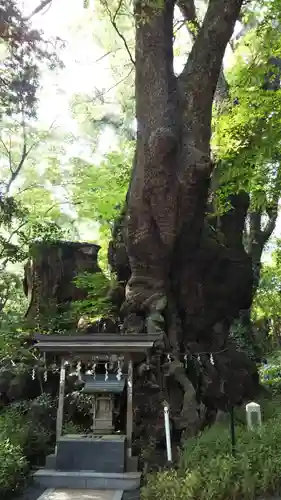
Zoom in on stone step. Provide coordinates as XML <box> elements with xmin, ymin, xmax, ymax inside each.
<box><xmin>37</xmin><ymin>488</ymin><xmax>123</xmax><ymax>500</ymax></box>
<box><xmin>45</xmin><ymin>455</ymin><xmax>56</xmax><ymax>469</ymax></box>
<box><xmin>34</xmin><ymin>470</ymin><xmax>141</xmax><ymax>491</ymax></box>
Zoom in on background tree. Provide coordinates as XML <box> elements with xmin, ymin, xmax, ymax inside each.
<box><xmin>253</xmin><ymin>240</ymin><xmax>281</xmax><ymax>349</ymax></box>
<box><xmin>0</xmin><ymin>0</ymin><xmax>72</xmax><ymax>349</ymax></box>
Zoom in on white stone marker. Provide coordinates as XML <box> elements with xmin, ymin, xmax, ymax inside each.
<box><xmin>245</xmin><ymin>401</ymin><xmax>262</xmax><ymax>431</ymax></box>
<box><xmin>164</xmin><ymin>404</ymin><xmax>172</xmax><ymax>462</ymax></box>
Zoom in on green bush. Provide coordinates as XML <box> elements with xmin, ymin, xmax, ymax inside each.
<box><xmin>0</xmin><ymin>405</ymin><xmax>52</xmax><ymax>465</ymax></box>
<box><xmin>142</xmin><ymin>418</ymin><xmax>281</xmax><ymax>500</ymax></box>
<box><xmin>27</xmin><ymin>393</ymin><xmax>57</xmax><ymax>428</ymax></box>
<box><xmin>0</xmin><ymin>439</ymin><xmax>28</xmax><ymax>498</ymax></box>
<box><xmin>0</xmin><ymin>396</ymin><xmax>57</xmax><ymax>497</ymax></box>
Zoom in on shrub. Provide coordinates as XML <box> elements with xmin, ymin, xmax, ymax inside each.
<box><xmin>65</xmin><ymin>391</ymin><xmax>93</xmax><ymax>416</ymax></box>
<box><xmin>63</xmin><ymin>421</ymin><xmax>85</xmax><ymax>434</ymax></box>
<box><xmin>28</xmin><ymin>393</ymin><xmax>57</xmax><ymax>429</ymax></box>
<box><xmin>142</xmin><ymin>418</ymin><xmax>281</xmax><ymax>500</ymax></box>
<box><xmin>0</xmin><ymin>439</ymin><xmax>28</xmax><ymax>498</ymax></box>
<box><xmin>0</xmin><ymin>406</ymin><xmax>52</xmax><ymax>465</ymax></box>
<box><xmin>23</xmin><ymin>422</ymin><xmax>52</xmax><ymax>465</ymax></box>
<box><xmin>0</xmin><ymin>396</ymin><xmax>57</xmax><ymax>497</ymax></box>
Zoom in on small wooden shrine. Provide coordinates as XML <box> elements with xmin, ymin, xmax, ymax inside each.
<box><xmin>34</xmin><ymin>333</ymin><xmax>160</xmax><ymax>472</ymax></box>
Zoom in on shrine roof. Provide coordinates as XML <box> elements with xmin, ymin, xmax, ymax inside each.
<box><xmin>34</xmin><ymin>333</ymin><xmax>161</xmax><ymax>355</ymax></box>
<box><xmin>82</xmin><ymin>374</ymin><xmax>126</xmax><ymax>394</ymax></box>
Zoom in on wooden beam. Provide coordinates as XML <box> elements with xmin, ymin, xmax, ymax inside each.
<box><xmin>126</xmin><ymin>359</ymin><xmax>133</xmax><ymax>459</ymax></box>
<box><xmin>56</xmin><ymin>359</ymin><xmax>66</xmax><ymax>443</ymax></box>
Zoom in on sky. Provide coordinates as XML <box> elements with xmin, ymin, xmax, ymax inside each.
<box><xmin>23</xmin><ymin>1</ymin><xmax>112</xmax><ymax>131</ymax></box>
<box><xmin>22</xmin><ymin>0</ymin><xmax>235</xmax><ymax>128</ymax></box>
<box><xmin>19</xmin><ymin>0</ymin><xmax>280</xmax><ymax>253</ymax></box>
<box><xmin>20</xmin><ymin>0</ymin><xmax>118</xmax><ymax>240</ymax></box>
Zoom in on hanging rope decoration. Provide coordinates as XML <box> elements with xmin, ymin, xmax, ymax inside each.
<box><xmin>43</xmin><ymin>353</ymin><xmax>47</xmax><ymax>382</ymax></box>
<box><xmin>116</xmin><ymin>358</ymin><xmax>123</xmax><ymax>381</ymax></box>
<box><xmin>92</xmin><ymin>358</ymin><xmax>97</xmax><ymax>380</ymax></box>
<box><xmin>161</xmin><ymin>351</ymin><xmax>220</xmax><ymax>371</ymax></box>
<box><xmin>27</xmin><ymin>346</ymin><xmax>221</xmax><ymax>386</ymax></box>
<box><xmin>76</xmin><ymin>360</ymin><xmax>82</xmax><ymax>381</ymax></box>
<box><xmin>109</xmin><ymin>356</ymin><xmax>115</xmax><ymax>372</ymax></box>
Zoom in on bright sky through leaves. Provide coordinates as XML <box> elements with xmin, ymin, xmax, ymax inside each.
<box><xmin>18</xmin><ymin>0</ymin><xmax>281</xmax><ymax>253</ymax></box>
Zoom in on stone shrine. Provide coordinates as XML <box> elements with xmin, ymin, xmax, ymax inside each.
<box><xmin>33</xmin><ymin>333</ymin><xmax>161</xmax><ymax>500</ymax></box>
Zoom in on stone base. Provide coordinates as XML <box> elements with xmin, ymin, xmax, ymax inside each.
<box><xmin>34</xmin><ymin>470</ymin><xmax>141</xmax><ymax>491</ymax></box>
<box><xmin>56</xmin><ymin>435</ymin><xmax>126</xmax><ymax>473</ymax></box>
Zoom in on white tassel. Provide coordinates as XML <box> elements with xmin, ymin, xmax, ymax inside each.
<box><xmin>116</xmin><ymin>359</ymin><xmax>122</xmax><ymax>380</ymax></box>
<box><xmin>92</xmin><ymin>360</ymin><xmax>96</xmax><ymax>380</ymax></box>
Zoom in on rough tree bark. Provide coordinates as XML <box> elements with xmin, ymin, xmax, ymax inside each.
<box><xmin>24</xmin><ymin>240</ymin><xmax>101</xmax><ymax>329</ymax></box>
<box><xmin>109</xmin><ymin>0</ymin><xmax>261</xmax><ymax>441</ymax></box>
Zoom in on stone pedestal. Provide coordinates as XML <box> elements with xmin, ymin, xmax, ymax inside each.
<box><xmin>56</xmin><ymin>435</ymin><xmax>126</xmax><ymax>473</ymax></box>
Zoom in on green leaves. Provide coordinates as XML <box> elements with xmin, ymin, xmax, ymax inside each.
<box><xmin>252</xmin><ymin>239</ymin><xmax>281</xmax><ymax>342</ymax></box>
<box><xmin>72</xmin><ymin>271</ymin><xmax>115</xmax><ymax>320</ymax></box>
<box><xmin>71</xmin><ymin>140</ymin><xmax>133</xmax><ymax>233</ymax></box>
<box><xmin>143</xmin><ymin>416</ymin><xmax>281</xmax><ymax>500</ymax></box>
<box><xmin>0</xmin><ymin>438</ymin><xmax>28</xmax><ymax>497</ymax></box>
<box><xmin>0</xmin><ymin>0</ymin><xmax>62</xmax><ymax>119</ymax></box>
<box><xmin>212</xmin><ymin>14</ymin><xmax>281</xmax><ymax>214</ymax></box>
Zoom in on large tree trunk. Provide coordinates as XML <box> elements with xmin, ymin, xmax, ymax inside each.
<box><xmin>109</xmin><ymin>0</ymin><xmax>261</xmax><ymax>443</ymax></box>
<box><xmin>24</xmin><ymin>240</ymin><xmax>101</xmax><ymax>329</ymax></box>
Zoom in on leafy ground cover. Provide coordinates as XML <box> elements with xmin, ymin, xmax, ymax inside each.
<box><xmin>142</xmin><ymin>358</ymin><xmax>281</xmax><ymax>500</ymax></box>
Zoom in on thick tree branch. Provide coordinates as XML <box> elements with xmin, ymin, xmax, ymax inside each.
<box><xmin>262</xmin><ymin>210</ymin><xmax>278</xmax><ymax>242</ymax></box>
<box><xmin>134</xmin><ymin>0</ymin><xmax>176</xmax><ymax>137</ymax></box>
<box><xmin>177</xmin><ymin>0</ymin><xmax>199</xmax><ymax>33</ymax></box>
<box><xmin>259</xmin><ymin>161</ymin><xmax>281</xmax><ymax>244</ymax></box>
<box><xmin>247</xmin><ymin>202</ymin><xmax>278</xmax><ymax>261</ymax></box>
<box><xmin>179</xmin><ymin>0</ymin><xmax>243</xmax><ymax>152</ymax></box>
<box><xmin>214</xmin><ymin>68</ymin><xmax>229</xmax><ymax>106</ymax></box>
